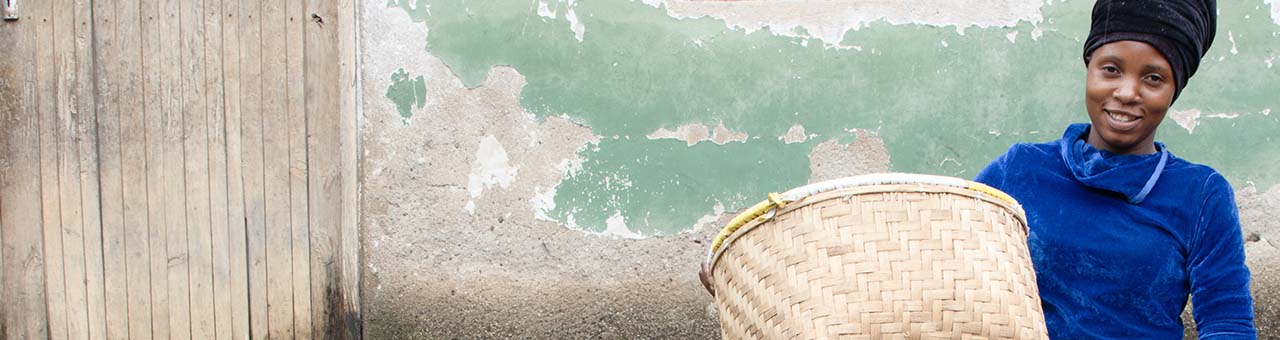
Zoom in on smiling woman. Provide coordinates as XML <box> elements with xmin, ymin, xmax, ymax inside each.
<box><xmin>1085</xmin><ymin>41</ymin><xmax>1175</xmax><ymax>155</ymax></box>
<box><xmin>976</xmin><ymin>0</ymin><xmax>1259</xmax><ymax>339</ymax></box>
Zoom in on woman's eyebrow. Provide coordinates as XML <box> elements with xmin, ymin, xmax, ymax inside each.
<box><xmin>1142</xmin><ymin>64</ymin><xmax>1171</xmax><ymax>75</ymax></box>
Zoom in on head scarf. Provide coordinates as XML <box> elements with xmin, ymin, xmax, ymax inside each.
<box><xmin>1082</xmin><ymin>0</ymin><xmax>1217</xmax><ymax>103</ymax></box>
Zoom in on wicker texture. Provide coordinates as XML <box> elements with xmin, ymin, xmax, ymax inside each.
<box><xmin>710</xmin><ymin>185</ymin><xmax>1048</xmax><ymax>340</ymax></box>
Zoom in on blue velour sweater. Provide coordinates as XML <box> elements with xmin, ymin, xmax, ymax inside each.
<box><xmin>976</xmin><ymin>123</ymin><xmax>1256</xmax><ymax>339</ymax></box>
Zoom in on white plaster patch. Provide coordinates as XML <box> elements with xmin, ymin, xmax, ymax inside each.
<box><xmin>466</xmin><ymin>135</ymin><xmax>519</xmax><ymax>214</ymax></box>
<box><xmin>565</xmin><ymin>0</ymin><xmax>585</xmax><ymax>42</ymax></box>
<box><xmin>537</xmin><ymin>0</ymin><xmax>556</xmax><ymax>19</ymax></box>
<box><xmin>1267</xmin><ymin>0</ymin><xmax>1280</xmax><ymax>25</ymax></box>
<box><xmin>781</xmin><ymin>124</ymin><xmax>807</xmax><ymax>144</ymax></box>
<box><xmin>1266</xmin><ymin>55</ymin><xmax>1275</xmax><ymax>68</ymax></box>
<box><xmin>530</xmin><ymin>186</ymin><xmax>558</xmax><ymax>221</ymax></box>
<box><xmin>1229</xmin><ymin>31</ymin><xmax>1239</xmax><ymax>55</ymax></box>
<box><xmin>1006</xmin><ymin>31</ymin><xmax>1018</xmax><ymax>44</ymax></box>
<box><xmin>643</xmin><ymin>0</ymin><xmax>1045</xmax><ymax>47</ymax></box>
<box><xmin>1170</xmin><ymin>109</ymin><xmax>1202</xmax><ymax>134</ymax></box>
<box><xmin>1170</xmin><ymin>109</ymin><xmax>1247</xmax><ymax>134</ymax></box>
<box><xmin>1031</xmin><ymin>25</ymin><xmax>1043</xmax><ymax>41</ymax></box>
<box><xmin>539</xmin><ymin>0</ymin><xmax>585</xmax><ymax>42</ymax></box>
<box><xmin>691</xmin><ymin>203</ymin><xmax>727</xmax><ymax>231</ymax></box>
<box><xmin>647</xmin><ymin>121</ymin><xmax>748</xmax><ymax>145</ymax></box>
<box><xmin>597</xmin><ymin>212</ymin><xmax>645</xmax><ymax>239</ymax></box>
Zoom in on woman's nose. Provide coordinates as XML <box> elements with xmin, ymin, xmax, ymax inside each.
<box><xmin>1112</xmin><ymin>78</ymin><xmax>1141</xmax><ymax>103</ymax></box>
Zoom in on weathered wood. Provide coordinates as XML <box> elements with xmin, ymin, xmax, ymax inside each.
<box><xmin>119</xmin><ymin>0</ymin><xmax>156</xmax><ymax>337</ymax></box>
<box><xmin>37</xmin><ymin>0</ymin><xmax>71</xmax><ymax>337</ymax></box>
<box><xmin>238</xmin><ymin>0</ymin><xmax>271</xmax><ymax>337</ymax></box>
<box><xmin>53</xmin><ymin>0</ymin><xmax>92</xmax><ymax>337</ymax></box>
<box><xmin>180</xmin><ymin>0</ymin><xmax>216</xmax><ymax>338</ymax></box>
<box><xmin>141</xmin><ymin>0</ymin><xmax>174</xmax><ymax>336</ymax></box>
<box><xmin>203</xmin><ymin>0</ymin><xmax>234</xmax><ymax>338</ymax></box>
<box><xmin>338</xmin><ymin>0</ymin><xmax>362</xmax><ymax>335</ymax></box>
<box><xmin>220</xmin><ymin>0</ymin><xmax>252</xmax><ymax>337</ymax></box>
<box><xmin>286</xmin><ymin>0</ymin><xmax>314</xmax><ymax>337</ymax></box>
<box><xmin>261</xmin><ymin>0</ymin><xmax>297</xmax><ymax>337</ymax></box>
<box><xmin>157</xmin><ymin>0</ymin><xmax>194</xmax><ymax>337</ymax></box>
<box><xmin>1</xmin><ymin>5</ymin><xmax>51</xmax><ymax>338</ymax></box>
<box><xmin>74</xmin><ymin>0</ymin><xmax>109</xmax><ymax>338</ymax></box>
<box><xmin>304</xmin><ymin>0</ymin><xmax>339</xmax><ymax>336</ymax></box>
<box><xmin>92</xmin><ymin>0</ymin><xmax>132</xmax><ymax>338</ymax></box>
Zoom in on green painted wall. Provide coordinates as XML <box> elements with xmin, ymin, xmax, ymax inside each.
<box><xmin>385</xmin><ymin>0</ymin><xmax>1280</xmax><ymax>236</ymax></box>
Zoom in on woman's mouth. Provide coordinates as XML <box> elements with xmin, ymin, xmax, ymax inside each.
<box><xmin>1104</xmin><ymin>109</ymin><xmax>1143</xmax><ymax>129</ymax></box>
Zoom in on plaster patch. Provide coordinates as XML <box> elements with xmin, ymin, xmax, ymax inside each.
<box><xmin>1268</xmin><ymin>0</ymin><xmax>1280</xmax><ymax>25</ymax></box>
<box><xmin>647</xmin><ymin>121</ymin><xmax>748</xmax><ymax>145</ymax></box>
<box><xmin>466</xmin><ymin>135</ymin><xmax>520</xmax><ymax>213</ymax></box>
<box><xmin>710</xmin><ymin>121</ymin><xmax>749</xmax><ymax>144</ymax></box>
<box><xmin>537</xmin><ymin>0</ymin><xmax>556</xmax><ymax>19</ymax></box>
<box><xmin>1031</xmin><ymin>25</ymin><xmax>1043</xmax><ymax>41</ymax></box>
<box><xmin>781</xmin><ymin>124</ymin><xmax>807</xmax><ymax>144</ymax></box>
<box><xmin>807</xmin><ymin>132</ymin><xmax>892</xmax><ymax>183</ymax></box>
<box><xmin>598</xmin><ymin>212</ymin><xmax>645</xmax><ymax>239</ymax></box>
<box><xmin>1170</xmin><ymin>109</ymin><xmax>1202</xmax><ymax>134</ymax></box>
<box><xmin>646</xmin><ymin>0</ymin><xmax>1045</xmax><ymax>47</ymax></box>
<box><xmin>691</xmin><ymin>203</ymin><xmax>727</xmax><ymax>231</ymax></box>
<box><xmin>1006</xmin><ymin>31</ymin><xmax>1018</xmax><ymax>43</ymax></box>
<box><xmin>1229</xmin><ymin>31</ymin><xmax>1239</xmax><ymax>55</ymax></box>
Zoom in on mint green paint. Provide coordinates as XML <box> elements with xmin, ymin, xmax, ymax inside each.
<box><xmin>387</xmin><ymin>68</ymin><xmax>427</xmax><ymax>119</ymax></box>
<box><xmin>386</xmin><ymin>0</ymin><xmax>1280</xmax><ymax>235</ymax></box>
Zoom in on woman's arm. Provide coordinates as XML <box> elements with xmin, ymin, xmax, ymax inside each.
<box><xmin>1188</xmin><ymin>173</ymin><xmax>1256</xmax><ymax>339</ymax></box>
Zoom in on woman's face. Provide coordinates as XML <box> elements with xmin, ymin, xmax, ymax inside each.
<box><xmin>1084</xmin><ymin>40</ymin><xmax>1176</xmax><ymax>155</ymax></box>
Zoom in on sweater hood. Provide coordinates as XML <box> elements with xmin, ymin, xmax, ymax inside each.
<box><xmin>1058</xmin><ymin>123</ymin><xmax>1169</xmax><ymax>204</ymax></box>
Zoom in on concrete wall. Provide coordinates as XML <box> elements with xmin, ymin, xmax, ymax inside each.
<box><xmin>358</xmin><ymin>0</ymin><xmax>1280</xmax><ymax>338</ymax></box>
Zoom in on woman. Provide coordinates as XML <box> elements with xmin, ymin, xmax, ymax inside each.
<box><xmin>976</xmin><ymin>0</ymin><xmax>1256</xmax><ymax>338</ymax></box>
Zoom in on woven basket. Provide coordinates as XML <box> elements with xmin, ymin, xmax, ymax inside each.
<box><xmin>705</xmin><ymin>174</ymin><xmax>1047</xmax><ymax>340</ymax></box>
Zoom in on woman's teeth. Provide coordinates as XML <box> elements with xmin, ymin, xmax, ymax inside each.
<box><xmin>1108</xmin><ymin>111</ymin><xmax>1137</xmax><ymax>122</ymax></box>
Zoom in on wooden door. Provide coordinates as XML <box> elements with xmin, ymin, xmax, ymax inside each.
<box><xmin>0</xmin><ymin>0</ymin><xmax>360</xmax><ymax>339</ymax></box>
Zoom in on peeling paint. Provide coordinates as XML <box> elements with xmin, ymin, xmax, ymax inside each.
<box><xmin>466</xmin><ymin>135</ymin><xmax>519</xmax><ymax>214</ymax></box>
<box><xmin>1171</xmin><ymin>109</ymin><xmax>1203</xmax><ymax>134</ymax></box>
<box><xmin>645</xmin><ymin>0</ymin><xmax>1045</xmax><ymax>47</ymax></box>
<box><xmin>646</xmin><ymin>121</ymin><xmax>747</xmax><ymax>146</ymax></box>
<box><xmin>598</xmin><ymin>212</ymin><xmax>645</xmax><ymax>239</ymax></box>
<box><xmin>390</xmin><ymin>0</ymin><xmax>1280</xmax><ymax>235</ymax></box>
<box><xmin>1006</xmin><ymin>31</ymin><xmax>1019</xmax><ymax>44</ymax></box>
<box><xmin>386</xmin><ymin>68</ymin><xmax>427</xmax><ymax>118</ymax></box>
<box><xmin>781</xmin><ymin>124</ymin><xmax>807</xmax><ymax>144</ymax></box>
<box><xmin>1268</xmin><ymin>0</ymin><xmax>1280</xmax><ymax>25</ymax></box>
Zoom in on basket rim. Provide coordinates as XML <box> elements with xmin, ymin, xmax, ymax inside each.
<box><xmin>706</xmin><ymin>182</ymin><xmax>1028</xmax><ymax>273</ymax></box>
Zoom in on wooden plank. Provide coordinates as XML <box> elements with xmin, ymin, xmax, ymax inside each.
<box><xmin>37</xmin><ymin>0</ymin><xmax>71</xmax><ymax>337</ymax></box>
<box><xmin>338</xmin><ymin>0</ymin><xmax>362</xmax><ymax>335</ymax></box>
<box><xmin>74</xmin><ymin>0</ymin><xmax>109</xmax><ymax>337</ymax></box>
<box><xmin>285</xmin><ymin>0</ymin><xmax>313</xmax><ymax>337</ymax></box>
<box><xmin>221</xmin><ymin>0</ymin><xmax>252</xmax><ymax>337</ymax></box>
<box><xmin>181</xmin><ymin>0</ymin><xmax>216</xmax><ymax>338</ymax></box>
<box><xmin>53</xmin><ymin>0</ymin><xmax>92</xmax><ymax>337</ymax></box>
<box><xmin>1</xmin><ymin>4</ymin><xmax>51</xmax><ymax>338</ymax></box>
<box><xmin>260</xmin><ymin>0</ymin><xmax>297</xmax><ymax>337</ymax></box>
<box><xmin>305</xmin><ymin>0</ymin><xmax>362</xmax><ymax>337</ymax></box>
<box><xmin>92</xmin><ymin>0</ymin><xmax>132</xmax><ymax>338</ymax></box>
<box><xmin>142</xmin><ymin>0</ymin><xmax>173</xmax><ymax>337</ymax></box>
<box><xmin>203</xmin><ymin>0</ymin><xmax>234</xmax><ymax>339</ymax></box>
<box><xmin>238</xmin><ymin>0</ymin><xmax>271</xmax><ymax>336</ymax></box>
<box><xmin>120</xmin><ymin>0</ymin><xmax>156</xmax><ymax>337</ymax></box>
<box><xmin>159</xmin><ymin>0</ymin><xmax>193</xmax><ymax>337</ymax></box>
<box><xmin>304</xmin><ymin>0</ymin><xmax>340</xmax><ymax>337</ymax></box>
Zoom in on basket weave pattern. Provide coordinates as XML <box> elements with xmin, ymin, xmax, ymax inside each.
<box><xmin>711</xmin><ymin>185</ymin><xmax>1047</xmax><ymax>340</ymax></box>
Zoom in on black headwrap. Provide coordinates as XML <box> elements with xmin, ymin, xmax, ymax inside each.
<box><xmin>1083</xmin><ymin>0</ymin><xmax>1217</xmax><ymax>103</ymax></box>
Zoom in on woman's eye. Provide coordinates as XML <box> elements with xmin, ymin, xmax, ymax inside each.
<box><xmin>1101</xmin><ymin>65</ymin><xmax>1119</xmax><ymax>74</ymax></box>
<box><xmin>1144</xmin><ymin>74</ymin><xmax>1164</xmax><ymax>84</ymax></box>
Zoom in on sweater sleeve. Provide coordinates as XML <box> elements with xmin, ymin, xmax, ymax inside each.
<box><xmin>1189</xmin><ymin>173</ymin><xmax>1256</xmax><ymax>340</ymax></box>
<box><xmin>975</xmin><ymin>145</ymin><xmax>1016</xmax><ymax>191</ymax></box>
